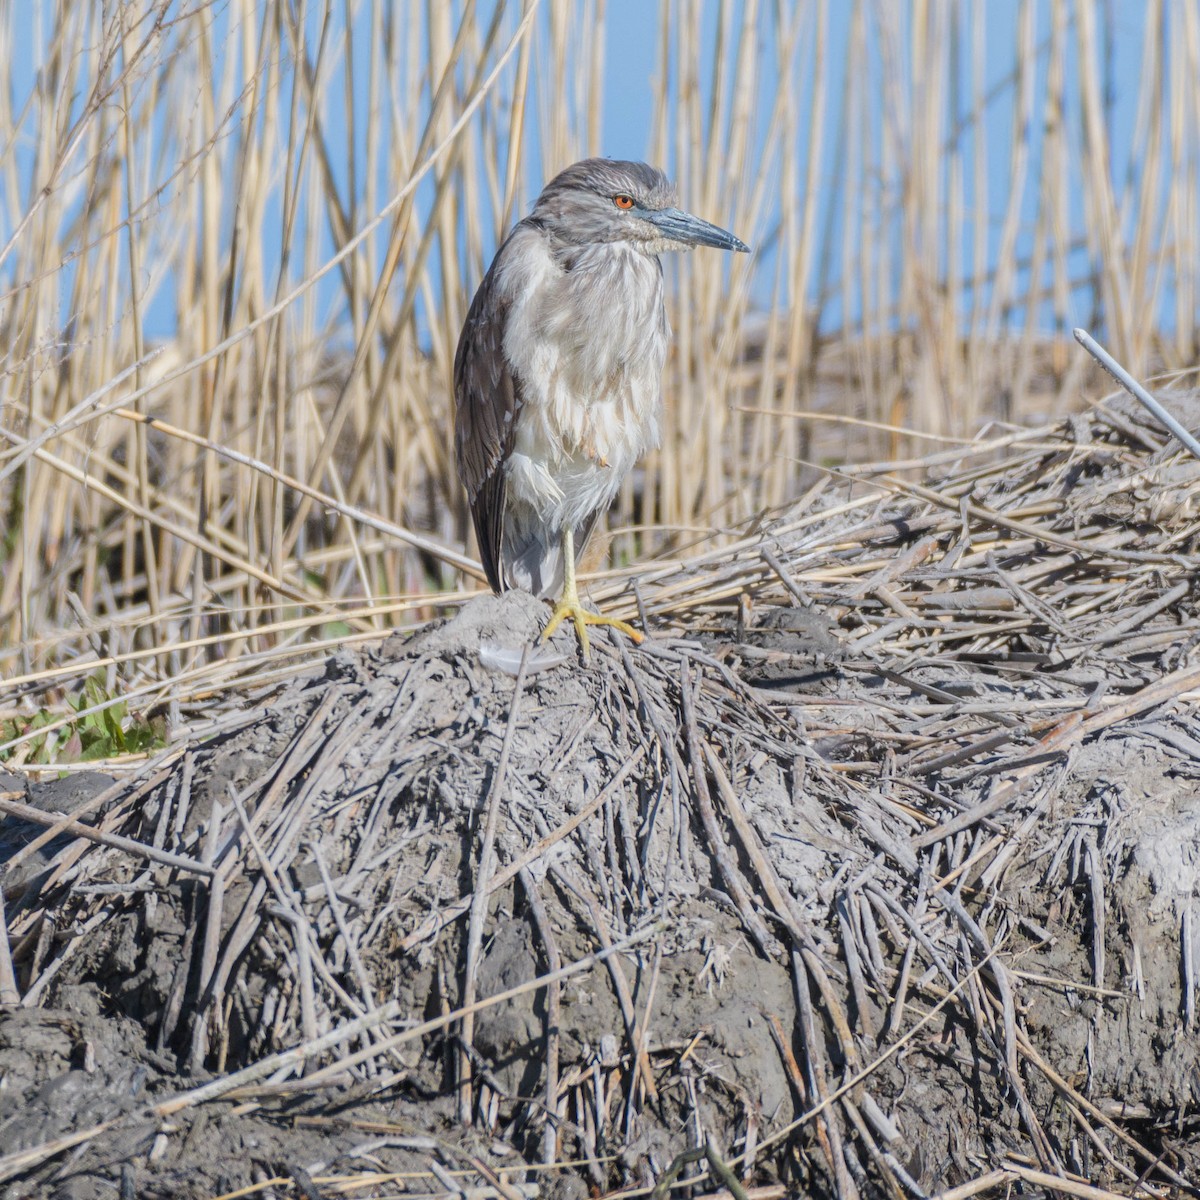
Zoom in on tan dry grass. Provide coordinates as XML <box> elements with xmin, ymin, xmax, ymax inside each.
<box><xmin>0</xmin><ymin>1</ymin><xmax>1197</xmax><ymax>728</ymax></box>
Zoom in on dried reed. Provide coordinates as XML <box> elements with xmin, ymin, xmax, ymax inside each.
<box><xmin>2</xmin><ymin>1</ymin><xmax>1198</xmax><ymax>724</ymax></box>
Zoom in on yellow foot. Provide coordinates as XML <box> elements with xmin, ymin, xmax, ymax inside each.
<box><xmin>542</xmin><ymin>594</ymin><xmax>644</xmax><ymax>663</ymax></box>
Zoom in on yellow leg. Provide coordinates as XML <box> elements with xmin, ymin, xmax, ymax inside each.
<box><xmin>541</xmin><ymin>527</ymin><xmax>644</xmax><ymax>663</ymax></box>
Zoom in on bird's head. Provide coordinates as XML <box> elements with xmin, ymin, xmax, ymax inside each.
<box><xmin>530</xmin><ymin>158</ymin><xmax>749</xmax><ymax>257</ymax></box>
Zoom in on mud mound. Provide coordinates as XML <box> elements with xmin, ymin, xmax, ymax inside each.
<box><xmin>4</xmin><ymin>396</ymin><xmax>1200</xmax><ymax>1198</ymax></box>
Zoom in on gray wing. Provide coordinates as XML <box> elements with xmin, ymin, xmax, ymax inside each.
<box><xmin>454</xmin><ymin>247</ymin><xmax>521</xmax><ymax>594</ymax></box>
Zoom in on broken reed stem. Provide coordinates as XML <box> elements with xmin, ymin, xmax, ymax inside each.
<box><xmin>110</xmin><ymin>408</ymin><xmax>485</xmax><ymax>579</ymax></box>
<box><xmin>1074</xmin><ymin>327</ymin><xmax>1200</xmax><ymax>462</ymax></box>
<box><xmin>459</xmin><ymin>646</ymin><xmax>530</xmax><ymax>1123</ymax></box>
<box><xmin>0</xmin><ymin>794</ymin><xmax>213</xmax><ymax>878</ymax></box>
<box><xmin>519</xmin><ymin>867</ymin><xmax>562</xmax><ymax>1165</ymax></box>
<box><xmin>0</xmin><ymin>891</ymin><xmax>19</xmax><ymax>1006</ymax></box>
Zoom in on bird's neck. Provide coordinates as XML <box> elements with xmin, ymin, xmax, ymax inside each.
<box><xmin>540</xmin><ymin>229</ymin><xmax>660</xmax><ymax>273</ymax></box>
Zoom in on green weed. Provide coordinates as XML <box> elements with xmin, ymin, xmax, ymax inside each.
<box><xmin>0</xmin><ymin>674</ymin><xmax>167</xmax><ymax>765</ymax></box>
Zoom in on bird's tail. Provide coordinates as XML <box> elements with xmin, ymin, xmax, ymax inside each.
<box><xmin>502</xmin><ymin>505</ymin><xmax>601</xmax><ymax>599</ymax></box>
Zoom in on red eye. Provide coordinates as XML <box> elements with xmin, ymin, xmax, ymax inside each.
<box><xmin>613</xmin><ymin>194</ymin><xmax>635</xmax><ymax>210</ymax></box>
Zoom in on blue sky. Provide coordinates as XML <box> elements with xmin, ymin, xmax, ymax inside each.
<box><xmin>497</xmin><ymin>1</ymin><xmax>1149</xmax><ymax>335</ymax></box>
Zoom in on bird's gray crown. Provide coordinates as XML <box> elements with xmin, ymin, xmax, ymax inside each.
<box><xmin>534</xmin><ymin>158</ymin><xmax>676</xmax><ymax>217</ymax></box>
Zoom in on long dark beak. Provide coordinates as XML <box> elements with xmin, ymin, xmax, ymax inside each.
<box><xmin>645</xmin><ymin>207</ymin><xmax>749</xmax><ymax>253</ymax></box>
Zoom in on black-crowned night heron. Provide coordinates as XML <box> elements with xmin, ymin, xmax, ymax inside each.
<box><xmin>454</xmin><ymin>158</ymin><xmax>748</xmax><ymax>660</ymax></box>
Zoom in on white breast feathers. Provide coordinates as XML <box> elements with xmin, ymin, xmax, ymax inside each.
<box><xmin>497</xmin><ymin>232</ymin><xmax>668</xmax><ymax>531</ymax></box>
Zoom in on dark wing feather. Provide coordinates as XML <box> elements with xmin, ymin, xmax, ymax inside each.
<box><xmin>454</xmin><ymin>246</ymin><xmax>522</xmax><ymax>593</ymax></box>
